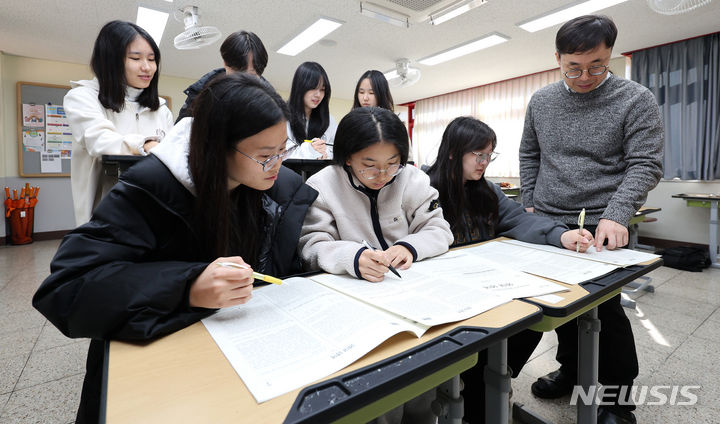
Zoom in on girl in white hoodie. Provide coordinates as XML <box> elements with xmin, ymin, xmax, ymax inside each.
<box><xmin>64</xmin><ymin>20</ymin><xmax>173</xmax><ymax>225</ymax></box>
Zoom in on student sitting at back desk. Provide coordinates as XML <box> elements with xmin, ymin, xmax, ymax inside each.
<box><xmin>299</xmin><ymin>107</ymin><xmax>454</xmax><ymax>423</ymax></box>
<box><xmin>32</xmin><ymin>74</ymin><xmax>317</xmax><ymax>424</ymax></box>
<box><xmin>426</xmin><ymin>116</ymin><xmax>593</xmax><ymax>423</ymax></box>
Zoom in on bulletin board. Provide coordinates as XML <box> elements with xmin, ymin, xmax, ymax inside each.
<box><xmin>16</xmin><ymin>81</ymin><xmax>72</xmax><ymax>177</ymax></box>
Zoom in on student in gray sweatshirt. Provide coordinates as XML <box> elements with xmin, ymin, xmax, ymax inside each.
<box><xmin>427</xmin><ymin>116</ymin><xmax>593</xmax><ymax>423</ymax></box>
<box><xmin>519</xmin><ymin>15</ymin><xmax>663</xmax><ymax>424</ymax></box>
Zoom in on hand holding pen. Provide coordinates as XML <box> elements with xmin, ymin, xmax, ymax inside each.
<box><xmin>188</xmin><ymin>257</ymin><xmax>257</xmax><ymax>309</ymax></box>
<box><xmin>359</xmin><ymin>240</ymin><xmax>404</xmax><ymax>282</ymax></box>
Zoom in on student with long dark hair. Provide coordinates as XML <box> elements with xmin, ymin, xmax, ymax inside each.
<box><xmin>33</xmin><ymin>74</ymin><xmax>317</xmax><ymax>424</ymax></box>
<box><xmin>352</xmin><ymin>70</ymin><xmax>395</xmax><ymax>111</ymax></box>
<box><xmin>64</xmin><ymin>20</ymin><xmax>174</xmax><ymax>225</ymax></box>
<box><xmin>285</xmin><ymin>61</ymin><xmax>337</xmax><ymax>159</ymax></box>
<box><xmin>426</xmin><ymin>116</ymin><xmax>592</xmax><ymax>423</ymax></box>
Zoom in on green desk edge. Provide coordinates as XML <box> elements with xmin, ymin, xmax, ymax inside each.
<box><xmin>528</xmin><ymin>288</ymin><xmax>622</xmax><ymax>332</ymax></box>
<box><xmin>332</xmin><ymin>354</ymin><xmax>478</xmax><ymax>424</ymax></box>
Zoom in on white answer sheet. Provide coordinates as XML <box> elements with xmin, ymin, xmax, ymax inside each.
<box><xmin>462</xmin><ymin>241</ymin><xmax>619</xmax><ymax>284</ymax></box>
<box><xmin>501</xmin><ymin>239</ymin><xmax>660</xmax><ymax>267</ymax></box>
<box><xmin>202</xmin><ymin>277</ymin><xmax>428</xmax><ymax>403</ymax></box>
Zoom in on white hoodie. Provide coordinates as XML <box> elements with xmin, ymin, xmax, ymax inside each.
<box><xmin>65</xmin><ymin>78</ymin><xmax>174</xmax><ymax>225</ymax></box>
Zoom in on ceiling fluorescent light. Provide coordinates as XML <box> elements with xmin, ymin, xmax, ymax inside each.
<box><xmin>418</xmin><ymin>33</ymin><xmax>509</xmax><ymax>66</ymax></box>
<box><xmin>136</xmin><ymin>7</ymin><xmax>169</xmax><ymax>44</ymax></box>
<box><xmin>430</xmin><ymin>0</ymin><xmax>487</xmax><ymax>25</ymax></box>
<box><xmin>277</xmin><ymin>17</ymin><xmax>343</xmax><ymax>56</ymax></box>
<box><xmin>517</xmin><ymin>0</ymin><xmax>630</xmax><ymax>33</ymax></box>
<box><xmin>383</xmin><ymin>70</ymin><xmax>398</xmax><ymax>80</ymax></box>
<box><xmin>360</xmin><ymin>2</ymin><xmax>410</xmax><ymax>28</ymax></box>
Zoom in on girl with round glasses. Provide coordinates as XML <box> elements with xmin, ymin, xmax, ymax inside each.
<box><xmin>300</xmin><ymin>107</ymin><xmax>453</xmax><ymax>283</ymax></box>
<box><xmin>33</xmin><ymin>74</ymin><xmax>318</xmax><ymax>423</ymax></box>
<box><xmin>426</xmin><ymin>116</ymin><xmax>593</xmax><ymax>422</ymax></box>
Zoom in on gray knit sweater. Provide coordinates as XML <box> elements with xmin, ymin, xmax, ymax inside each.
<box><xmin>519</xmin><ymin>74</ymin><xmax>664</xmax><ymax>227</ymax></box>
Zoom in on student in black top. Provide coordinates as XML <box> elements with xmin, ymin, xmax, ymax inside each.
<box><xmin>426</xmin><ymin>116</ymin><xmax>592</xmax><ymax>423</ymax></box>
<box><xmin>176</xmin><ymin>30</ymin><xmax>268</xmax><ymax>122</ymax></box>
<box><xmin>352</xmin><ymin>70</ymin><xmax>395</xmax><ymax>111</ymax></box>
<box><xmin>32</xmin><ymin>74</ymin><xmax>317</xmax><ymax>423</ymax></box>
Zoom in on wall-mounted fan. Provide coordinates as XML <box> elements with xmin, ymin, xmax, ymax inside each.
<box><xmin>173</xmin><ymin>6</ymin><xmax>222</xmax><ymax>50</ymax></box>
<box><xmin>647</xmin><ymin>0</ymin><xmax>713</xmax><ymax>14</ymax></box>
<box><xmin>385</xmin><ymin>59</ymin><xmax>421</xmax><ymax>88</ymax></box>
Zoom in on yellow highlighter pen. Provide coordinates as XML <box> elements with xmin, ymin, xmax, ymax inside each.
<box><xmin>216</xmin><ymin>262</ymin><xmax>283</xmax><ymax>285</ymax></box>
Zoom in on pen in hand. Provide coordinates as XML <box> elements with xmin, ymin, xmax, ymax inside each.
<box><xmin>577</xmin><ymin>208</ymin><xmax>586</xmax><ymax>253</ymax></box>
<box><xmin>216</xmin><ymin>262</ymin><xmax>283</xmax><ymax>285</ymax></box>
<box><xmin>361</xmin><ymin>240</ymin><xmax>402</xmax><ymax>279</ymax></box>
<box><xmin>303</xmin><ymin>139</ymin><xmax>333</xmax><ymax>146</ymax></box>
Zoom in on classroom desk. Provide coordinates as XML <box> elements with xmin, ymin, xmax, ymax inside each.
<box><xmin>672</xmin><ymin>193</ymin><xmax>720</xmax><ymax>268</ymax></box>
<box><xmin>282</xmin><ymin>159</ymin><xmax>333</xmax><ymax>181</ymax></box>
<box><xmin>103</xmin><ymin>299</ymin><xmax>542</xmax><ymax>424</ymax></box>
<box><xmin>101</xmin><ymin>154</ymin><xmax>145</xmax><ymax>178</ymax></box>
<box><xmin>627</xmin><ymin>206</ymin><xmax>661</xmax><ymax>250</ymax></box>
<box><xmin>513</xmin><ymin>258</ymin><xmax>663</xmax><ymax>424</ymax></box>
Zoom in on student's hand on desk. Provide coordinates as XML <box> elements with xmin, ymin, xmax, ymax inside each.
<box><xmin>525</xmin><ymin>207</ymin><xmax>534</xmax><ymax>213</ymax></box>
<box><xmin>594</xmin><ymin>219</ymin><xmax>628</xmax><ymax>251</ymax></box>
<box><xmin>386</xmin><ymin>245</ymin><xmax>413</xmax><ymax>270</ymax></box>
<box><xmin>310</xmin><ymin>138</ymin><xmax>327</xmax><ymax>157</ymax></box>
<box><xmin>189</xmin><ymin>257</ymin><xmax>255</xmax><ymax>308</ymax></box>
<box><xmin>560</xmin><ymin>229</ymin><xmax>594</xmax><ymax>252</ymax></box>
<box><xmin>359</xmin><ymin>249</ymin><xmax>392</xmax><ymax>282</ymax></box>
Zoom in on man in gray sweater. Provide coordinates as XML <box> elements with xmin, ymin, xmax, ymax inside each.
<box><xmin>519</xmin><ymin>15</ymin><xmax>663</xmax><ymax>424</ymax></box>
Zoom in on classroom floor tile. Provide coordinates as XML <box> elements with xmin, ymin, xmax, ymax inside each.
<box><xmin>1</xmin><ymin>240</ymin><xmax>718</xmax><ymax>423</ymax></box>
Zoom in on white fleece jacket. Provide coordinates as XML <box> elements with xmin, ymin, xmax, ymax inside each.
<box><xmin>299</xmin><ymin>164</ymin><xmax>454</xmax><ymax>277</ymax></box>
<box><xmin>65</xmin><ymin>78</ymin><xmax>173</xmax><ymax>225</ymax></box>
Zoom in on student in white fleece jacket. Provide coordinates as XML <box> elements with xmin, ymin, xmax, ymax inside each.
<box><xmin>65</xmin><ymin>21</ymin><xmax>173</xmax><ymax>225</ymax></box>
<box><xmin>300</xmin><ymin>107</ymin><xmax>453</xmax><ymax>282</ymax></box>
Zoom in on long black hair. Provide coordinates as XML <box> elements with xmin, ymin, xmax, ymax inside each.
<box><xmin>189</xmin><ymin>73</ymin><xmax>289</xmax><ymax>262</ymax></box>
<box><xmin>427</xmin><ymin>117</ymin><xmax>498</xmax><ymax>240</ymax></box>
<box><xmin>333</xmin><ymin>107</ymin><xmax>409</xmax><ymax>167</ymax></box>
<box><xmin>90</xmin><ymin>20</ymin><xmax>161</xmax><ymax>112</ymax></box>
<box><xmin>352</xmin><ymin>70</ymin><xmax>394</xmax><ymax>111</ymax></box>
<box><xmin>288</xmin><ymin>62</ymin><xmax>331</xmax><ymax>143</ymax></box>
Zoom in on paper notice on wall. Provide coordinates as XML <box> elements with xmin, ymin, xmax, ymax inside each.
<box><xmin>45</xmin><ymin>104</ymin><xmax>74</xmax><ymax>155</ymax></box>
<box><xmin>23</xmin><ymin>104</ymin><xmax>45</xmax><ymax>127</ymax></box>
<box><xmin>23</xmin><ymin>130</ymin><xmax>45</xmax><ymax>152</ymax></box>
<box><xmin>41</xmin><ymin>152</ymin><xmax>62</xmax><ymax>173</ymax></box>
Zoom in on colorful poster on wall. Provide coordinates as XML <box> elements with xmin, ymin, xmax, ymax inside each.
<box><xmin>23</xmin><ymin>129</ymin><xmax>45</xmax><ymax>152</ymax></box>
<box><xmin>45</xmin><ymin>104</ymin><xmax>73</xmax><ymax>156</ymax></box>
<box><xmin>22</xmin><ymin>104</ymin><xmax>45</xmax><ymax>127</ymax></box>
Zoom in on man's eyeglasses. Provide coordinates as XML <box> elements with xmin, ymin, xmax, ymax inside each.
<box><xmin>564</xmin><ymin>65</ymin><xmax>608</xmax><ymax>79</ymax></box>
<box><xmin>471</xmin><ymin>151</ymin><xmax>499</xmax><ymax>164</ymax></box>
<box><xmin>358</xmin><ymin>164</ymin><xmax>404</xmax><ymax>180</ymax></box>
<box><xmin>234</xmin><ymin>141</ymin><xmax>297</xmax><ymax>172</ymax></box>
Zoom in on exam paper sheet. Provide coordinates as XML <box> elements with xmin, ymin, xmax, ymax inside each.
<box><xmin>311</xmin><ymin>250</ymin><xmax>567</xmax><ymax>325</ymax></box>
<box><xmin>501</xmin><ymin>239</ymin><xmax>660</xmax><ymax>267</ymax></box>
<box><xmin>463</xmin><ymin>241</ymin><xmax>619</xmax><ymax>285</ymax></box>
<box><xmin>202</xmin><ymin>277</ymin><xmax>429</xmax><ymax>403</ymax></box>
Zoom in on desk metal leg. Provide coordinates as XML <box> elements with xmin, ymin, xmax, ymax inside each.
<box><xmin>710</xmin><ymin>200</ymin><xmax>720</xmax><ymax>268</ymax></box>
<box><xmin>434</xmin><ymin>376</ymin><xmax>464</xmax><ymax>424</ymax></box>
<box><xmin>577</xmin><ymin>307</ymin><xmax>600</xmax><ymax>424</ymax></box>
<box><xmin>485</xmin><ymin>339</ymin><xmax>510</xmax><ymax>424</ymax></box>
